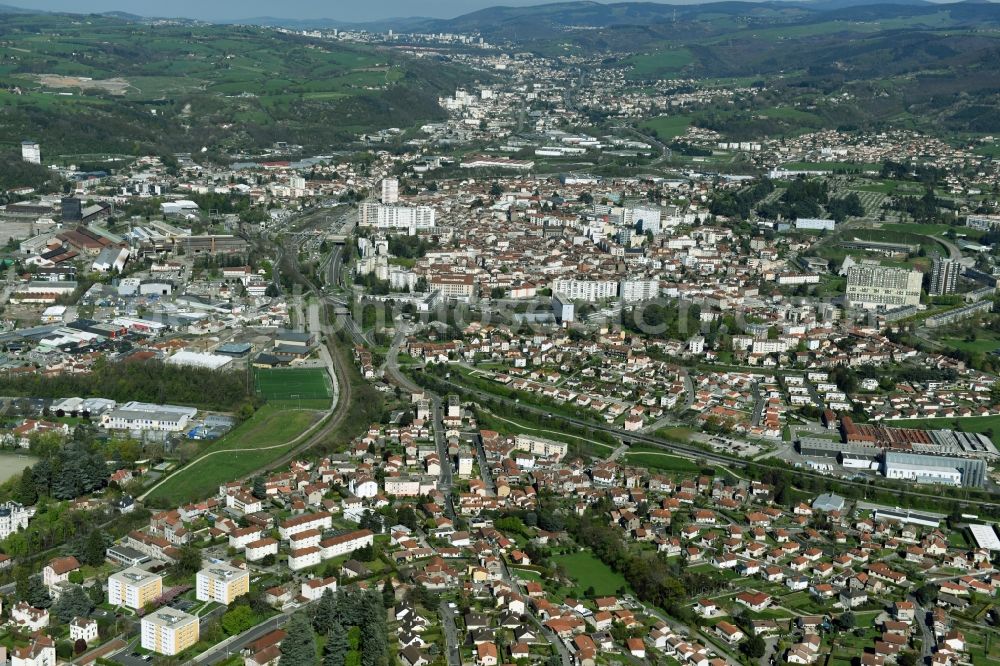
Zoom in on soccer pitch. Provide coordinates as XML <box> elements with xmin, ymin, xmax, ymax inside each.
<box><xmin>254</xmin><ymin>367</ymin><xmax>332</xmax><ymax>401</ymax></box>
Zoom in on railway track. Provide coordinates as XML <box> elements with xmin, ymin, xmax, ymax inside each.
<box><xmin>429</xmin><ymin>375</ymin><xmax>1000</xmax><ymax>512</ymax></box>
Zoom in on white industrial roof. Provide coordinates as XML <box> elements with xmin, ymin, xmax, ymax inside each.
<box><xmin>970</xmin><ymin>524</ymin><xmax>1000</xmax><ymax>551</ymax></box>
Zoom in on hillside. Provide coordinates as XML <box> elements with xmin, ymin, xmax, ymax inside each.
<box><xmin>412</xmin><ymin>0</ymin><xmax>1000</xmax><ymax>137</ymax></box>
<box><xmin>0</xmin><ymin>13</ymin><xmax>471</xmax><ymax>158</ymax></box>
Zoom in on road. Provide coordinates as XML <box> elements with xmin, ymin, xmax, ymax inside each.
<box><xmin>438</xmin><ymin>600</ymin><xmax>462</xmax><ymax>666</ymax></box>
<box><xmin>910</xmin><ymin>595</ymin><xmax>935</xmax><ymax>661</ymax></box>
<box><xmin>498</xmin><ymin>560</ymin><xmax>572</xmax><ymax>666</ymax></box>
<box><xmin>380</xmin><ymin>323</ymin><xmax>457</xmax><ymax>517</ymax></box>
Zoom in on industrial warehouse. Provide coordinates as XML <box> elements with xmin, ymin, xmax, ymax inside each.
<box><xmin>796</xmin><ymin>416</ymin><xmax>996</xmax><ymax>487</ymax></box>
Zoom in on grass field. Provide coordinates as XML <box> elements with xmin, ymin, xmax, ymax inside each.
<box><xmin>622</xmin><ymin>452</ymin><xmax>702</xmax><ymax>474</ymax></box>
<box><xmin>937</xmin><ymin>335</ymin><xmax>1000</xmax><ymax>354</ymax></box>
<box><xmin>641</xmin><ymin>115</ymin><xmax>691</xmax><ymax>139</ymax></box>
<box><xmin>653</xmin><ymin>426</ymin><xmax>695</xmax><ymax>442</ymax></box>
<box><xmin>627</xmin><ymin>48</ymin><xmax>694</xmax><ymax>79</ymax></box>
<box><xmin>760</xmin><ymin>107</ymin><xmax>824</xmax><ymax>125</ymax></box>
<box><xmin>255</xmin><ymin>367</ymin><xmax>332</xmax><ymax>402</ymax></box>
<box><xmin>145</xmin><ymin>405</ymin><xmax>322</xmax><ymax>504</ymax></box>
<box><xmin>554</xmin><ymin>551</ymin><xmax>629</xmax><ymax>596</ymax></box>
<box><xmin>890</xmin><ymin>414</ymin><xmax>1000</xmax><ymax>434</ymax></box>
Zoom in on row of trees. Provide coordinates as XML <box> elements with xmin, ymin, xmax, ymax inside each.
<box><xmin>0</xmin><ymin>358</ymin><xmax>255</xmax><ymax>412</ymax></box>
<box><xmin>278</xmin><ymin>587</ymin><xmax>390</xmax><ymax>666</ymax></box>
<box><xmin>15</xmin><ymin>443</ymin><xmax>108</xmax><ymax>503</ymax></box>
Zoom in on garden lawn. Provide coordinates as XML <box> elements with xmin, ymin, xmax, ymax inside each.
<box><xmin>554</xmin><ymin>551</ymin><xmax>629</xmax><ymax>597</ymax></box>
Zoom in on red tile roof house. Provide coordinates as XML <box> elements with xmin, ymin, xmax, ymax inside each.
<box><xmin>736</xmin><ymin>591</ymin><xmax>772</xmax><ymax>612</ymax></box>
<box><xmin>43</xmin><ymin>556</ymin><xmax>80</xmax><ymax>588</ymax></box>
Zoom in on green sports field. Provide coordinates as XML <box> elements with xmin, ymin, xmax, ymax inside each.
<box><xmin>255</xmin><ymin>367</ymin><xmax>332</xmax><ymax>402</ymax></box>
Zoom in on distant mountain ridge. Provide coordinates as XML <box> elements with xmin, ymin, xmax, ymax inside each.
<box><xmin>0</xmin><ymin>1</ymin><xmax>996</xmax><ymax>32</ymax></box>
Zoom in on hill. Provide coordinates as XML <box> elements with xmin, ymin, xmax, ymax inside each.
<box><xmin>403</xmin><ymin>0</ymin><xmax>1000</xmax><ymax>137</ymax></box>
<box><xmin>0</xmin><ymin>13</ymin><xmax>472</xmax><ymax>158</ymax></box>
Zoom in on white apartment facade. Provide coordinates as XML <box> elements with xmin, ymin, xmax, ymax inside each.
<box><xmin>845</xmin><ymin>264</ymin><xmax>922</xmax><ymax>309</ymax></box>
<box><xmin>552</xmin><ymin>279</ymin><xmax>618</xmax><ymax>302</ymax></box>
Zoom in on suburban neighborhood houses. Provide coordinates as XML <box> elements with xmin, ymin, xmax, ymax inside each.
<box><xmin>5</xmin><ymin>3</ymin><xmax>1000</xmax><ymax>666</ymax></box>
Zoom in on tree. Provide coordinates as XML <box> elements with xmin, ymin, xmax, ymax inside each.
<box><xmin>26</xmin><ymin>575</ymin><xmax>52</xmax><ymax>608</ymax></box>
<box><xmin>741</xmin><ymin>634</ymin><xmax>766</xmax><ymax>659</ymax></box>
<box><xmin>88</xmin><ymin>580</ymin><xmax>104</xmax><ymax>606</ymax></box>
<box><xmin>81</xmin><ymin>530</ymin><xmax>107</xmax><ymax>567</ymax></box>
<box><xmin>836</xmin><ymin>611</ymin><xmax>856</xmax><ymax>631</ymax></box>
<box><xmin>74</xmin><ymin>638</ymin><xmax>88</xmax><ymax>654</ymax></box>
<box><xmin>360</xmin><ymin>590</ymin><xmax>388</xmax><ymax>666</ymax></box>
<box><xmin>312</xmin><ymin>589</ymin><xmax>338</xmax><ymax>635</ymax></box>
<box><xmin>382</xmin><ymin>577</ymin><xmax>395</xmax><ymax>609</ymax></box>
<box><xmin>323</xmin><ymin>622</ymin><xmax>349</xmax><ymax>666</ymax></box>
<box><xmin>252</xmin><ymin>476</ymin><xmax>267</xmax><ymax>500</ymax></box>
<box><xmin>173</xmin><ymin>544</ymin><xmax>202</xmax><ymax>577</ymax></box>
<box><xmin>359</xmin><ymin>510</ymin><xmax>382</xmax><ymax>533</ymax></box>
<box><xmin>14</xmin><ymin>468</ymin><xmax>38</xmax><ymax>505</ymax></box>
<box><xmin>396</xmin><ymin>506</ymin><xmax>417</xmax><ymax>531</ymax></box>
<box><xmin>222</xmin><ymin>605</ymin><xmax>257</xmax><ymax>635</ymax></box>
<box><xmin>52</xmin><ymin>584</ymin><xmax>93</xmax><ymax>623</ymax></box>
<box><xmin>278</xmin><ymin>613</ymin><xmax>316</xmax><ymax>666</ymax></box>
<box><xmin>915</xmin><ymin>584</ymin><xmax>937</xmax><ymax>606</ymax></box>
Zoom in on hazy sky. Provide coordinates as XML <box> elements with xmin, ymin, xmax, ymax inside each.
<box><xmin>11</xmin><ymin>0</ymin><xmax>799</xmax><ymax>23</ymax></box>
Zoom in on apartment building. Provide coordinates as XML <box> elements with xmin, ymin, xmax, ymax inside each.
<box><xmin>319</xmin><ymin>529</ymin><xmax>375</xmax><ymax>559</ymax></box>
<box><xmin>245</xmin><ymin>538</ymin><xmax>280</xmax><ymax>562</ymax></box>
<box><xmin>514</xmin><ymin>435</ymin><xmax>568</xmax><ymax>460</ymax></box>
<box><xmin>141</xmin><ymin>608</ymin><xmax>199</xmax><ymax>656</ymax></box>
<box><xmin>381</xmin><ymin>178</ymin><xmax>399</xmax><ymax>204</ymax></box>
<box><xmin>929</xmin><ymin>257</ymin><xmax>959</xmax><ymax>296</ymax></box>
<box><xmin>359</xmin><ymin>202</ymin><xmax>435</xmax><ymax>232</ymax></box>
<box><xmin>622</xmin><ymin>206</ymin><xmax>661</xmax><ymax>234</ymax></box>
<box><xmin>552</xmin><ymin>278</ymin><xmax>618</xmax><ymax>302</ymax></box>
<box><xmin>278</xmin><ymin>512</ymin><xmax>333</xmax><ymax>540</ymax></box>
<box><xmin>288</xmin><ymin>547</ymin><xmax>322</xmax><ymax>571</ymax></box>
<box><xmin>845</xmin><ymin>263</ymin><xmax>922</xmax><ymax>309</ymax></box>
<box><xmin>108</xmin><ymin>567</ymin><xmax>163</xmax><ymax>610</ymax></box>
<box><xmin>430</xmin><ymin>274</ymin><xmax>475</xmax><ymax>299</ymax></box>
<box><xmin>619</xmin><ymin>278</ymin><xmax>660</xmax><ymax>303</ymax></box>
<box><xmin>196</xmin><ymin>563</ymin><xmax>250</xmax><ymax>604</ymax></box>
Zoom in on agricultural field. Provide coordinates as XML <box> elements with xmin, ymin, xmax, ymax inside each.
<box><xmin>626</xmin><ymin>47</ymin><xmax>694</xmax><ymax>79</ymax></box>
<box><xmin>640</xmin><ymin>115</ymin><xmax>691</xmax><ymax>139</ymax></box>
<box><xmin>0</xmin><ymin>13</ymin><xmax>469</xmax><ymax>156</ymax></box>
<box><xmin>145</xmin><ymin>405</ymin><xmax>322</xmax><ymax>504</ymax></box>
<box><xmin>255</xmin><ymin>367</ymin><xmax>333</xmax><ymax>408</ymax></box>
